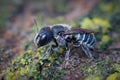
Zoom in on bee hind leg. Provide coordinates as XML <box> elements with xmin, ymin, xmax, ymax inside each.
<box><xmin>81</xmin><ymin>44</ymin><xmax>93</xmax><ymax>58</ymax></box>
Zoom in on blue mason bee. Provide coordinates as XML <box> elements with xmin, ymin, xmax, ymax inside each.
<box><xmin>34</xmin><ymin>24</ymin><xmax>96</xmax><ymax>60</ymax></box>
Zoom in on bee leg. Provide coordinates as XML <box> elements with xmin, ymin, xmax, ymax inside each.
<box><xmin>65</xmin><ymin>44</ymin><xmax>70</xmax><ymax>61</ymax></box>
<box><xmin>81</xmin><ymin>44</ymin><xmax>93</xmax><ymax>58</ymax></box>
<box><xmin>52</xmin><ymin>38</ymin><xmax>59</xmax><ymax>51</ymax></box>
<box><xmin>65</xmin><ymin>48</ymin><xmax>70</xmax><ymax>61</ymax></box>
<box><xmin>41</xmin><ymin>39</ymin><xmax>59</xmax><ymax>59</ymax></box>
<box><xmin>63</xmin><ymin>46</ymin><xmax>71</xmax><ymax>68</ymax></box>
<box><xmin>41</xmin><ymin>46</ymin><xmax>52</xmax><ymax>59</ymax></box>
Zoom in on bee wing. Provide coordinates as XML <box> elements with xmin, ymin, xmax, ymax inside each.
<box><xmin>64</xmin><ymin>26</ymin><xmax>97</xmax><ymax>35</ymax></box>
<box><xmin>72</xmin><ymin>27</ymin><xmax>97</xmax><ymax>33</ymax></box>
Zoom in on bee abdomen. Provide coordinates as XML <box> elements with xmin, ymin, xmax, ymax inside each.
<box><xmin>74</xmin><ymin>33</ymin><xmax>96</xmax><ymax>48</ymax></box>
<box><xmin>85</xmin><ymin>34</ymin><xmax>96</xmax><ymax>48</ymax></box>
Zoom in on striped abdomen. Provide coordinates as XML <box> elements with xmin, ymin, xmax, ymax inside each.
<box><xmin>65</xmin><ymin>33</ymin><xmax>96</xmax><ymax>48</ymax></box>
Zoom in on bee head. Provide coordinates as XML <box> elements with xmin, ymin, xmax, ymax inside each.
<box><xmin>34</xmin><ymin>27</ymin><xmax>53</xmax><ymax>47</ymax></box>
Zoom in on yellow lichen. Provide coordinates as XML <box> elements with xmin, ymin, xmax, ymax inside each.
<box><xmin>81</xmin><ymin>17</ymin><xmax>111</xmax><ymax>33</ymax></box>
<box><xmin>99</xmin><ymin>2</ymin><xmax>114</xmax><ymax>12</ymax></box>
<box><xmin>45</xmin><ymin>63</ymin><xmax>51</xmax><ymax>67</ymax></box>
<box><xmin>19</xmin><ymin>66</ymin><xmax>29</xmax><ymax>75</ymax></box>
<box><xmin>81</xmin><ymin>18</ymin><xmax>96</xmax><ymax>30</ymax></box>
<box><xmin>85</xmin><ymin>76</ymin><xmax>101</xmax><ymax>80</ymax></box>
<box><xmin>93</xmin><ymin>18</ymin><xmax>110</xmax><ymax>28</ymax></box>
<box><xmin>6</xmin><ymin>72</ymin><xmax>15</xmax><ymax>80</ymax></box>
<box><xmin>113</xmin><ymin>64</ymin><xmax>120</xmax><ymax>72</ymax></box>
<box><xmin>26</xmin><ymin>50</ymin><xmax>33</xmax><ymax>54</ymax></box>
<box><xmin>93</xmin><ymin>18</ymin><xmax>111</xmax><ymax>33</ymax></box>
<box><xmin>36</xmin><ymin>52</ymin><xmax>41</xmax><ymax>57</ymax></box>
<box><xmin>21</xmin><ymin>59</ymin><xmax>26</xmax><ymax>65</ymax></box>
<box><xmin>106</xmin><ymin>72</ymin><xmax>118</xmax><ymax>80</ymax></box>
<box><xmin>101</xmin><ymin>35</ymin><xmax>110</xmax><ymax>43</ymax></box>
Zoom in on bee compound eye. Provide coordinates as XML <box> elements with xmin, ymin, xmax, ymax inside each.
<box><xmin>41</xmin><ymin>34</ymin><xmax>46</xmax><ymax>40</ymax></box>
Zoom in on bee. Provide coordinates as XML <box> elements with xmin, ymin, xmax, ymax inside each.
<box><xmin>34</xmin><ymin>24</ymin><xmax>96</xmax><ymax>60</ymax></box>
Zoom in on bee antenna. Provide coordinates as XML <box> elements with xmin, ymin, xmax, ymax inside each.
<box><xmin>33</xmin><ymin>16</ymin><xmax>39</xmax><ymax>32</ymax></box>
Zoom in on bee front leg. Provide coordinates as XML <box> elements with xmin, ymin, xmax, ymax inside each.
<box><xmin>81</xmin><ymin>44</ymin><xmax>93</xmax><ymax>58</ymax></box>
<box><xmin>41</xmin><ymin>46</ymin><xmax>52</xmax><ymax>59</ymax></box>
<box><xmin>41</xmin><ymin>39</ymin><xmax>59</xmax><ymax>59</ymax></box>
